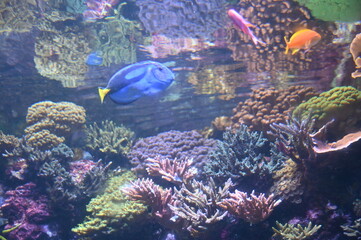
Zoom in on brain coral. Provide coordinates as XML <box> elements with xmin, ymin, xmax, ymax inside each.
<box><xmin>135</xmin><ymin>0</ymin><xmax>227</xmax><ymax>39</ymax></box>
<box><xmin>128</xmin><ymin>130</ymin><xmax>216</xmax><ymax>176</ymax></box>
<box><xmin>231</xmin><ymin>86</ymin><xmax>317</xmax><ymax>135</ymax></box>
<box><xmin>293</xmin><ymin>86</ymin><xmax>361</xmax><ymax>134</ymax></box>
<box><xmin>25</xmin><ymin>101</ymin><xmax>86</xmax><ymax>150</ymax></box>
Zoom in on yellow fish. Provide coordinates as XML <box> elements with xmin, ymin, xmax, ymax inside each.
<box><xmin>284</xmin><ymin>29</ymin><xmax>321</xmax><ymax>55</ymax></box>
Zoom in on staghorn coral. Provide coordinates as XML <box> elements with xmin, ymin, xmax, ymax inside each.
<box><xmin>342</xmin><ymin>218</ymin><xmax>361</xmax><ymax>237</ymax></box>
<box><xmin>293</xmin><ymin>86</ymin><xmax>361</xmax><ymax>135</ymax></box>
<box><xmin>272</xmin><ymin>221</ymin><xmax>321</xmax><ymax>240</ymax></box>
<box><xmin>122</xmin><ymin>178</ymin><xmax>176</xmax><ymax>230</ymax></box>
<box><xmin>168</xmin><ymin>178</ymin><xmax>232</xmax><ymax>234</ymax></box>
<box><xmin>24</xmin><ymin>101</ymin><xmax>86</xmax><ymax>150</ymax></box>
<box><xmin>218</xmin><ymin>190</ymin><xmax>281</xmax><ymax>224</ymax></box>
<box><xmin>0</xmin><ymin>0</ymin><xmax>39</xmax><ymax>33</ymax></box>
<box><xmin>135</xmin><ymin>0</ymin><xmax>227</xmax><ymax>39</ymax></box>
<box><xmin>73</xmin><ymin>171</ymin><xmax>147</xmax><ymax>236</ymax></box>
<box><xmin>145</xmin><ymin>157</ymin><xmax>198</xmax><ymax>185</ymax></box>
<box><xmin>231</xmin><ymin>86</ymin><xmax>317</xmax><ymax>134</ymax></box>
<box><xmin>350</xmin><ymin>33</ymin><xmax>361</xmax><ymax>78</ymax></box>
<box><xmin>269</xmin><ymin>159</ymin><xmax>305</xmax><ymax>204</ymax></box>
<box><xmin>0</xmin><ymin>131</ymin><xmax>20</xmax><ymax>156</ymax></box>
<box><xmin>226</xmin><ymin>0</ymin><xmax>340</xmax><ymax>88</ymax></box>
<box><xmin>34</xmin><ymin>13</ymin><xmax>91</xmax><ymax>87</ymax></box>
<box><xmin>85</xmin><ymin>120</ymin><xmax>135</xmax><ymax>156</ymax></box>
<box><xmin>187</xmin><ymin>62</ymin><xmax>248</xmax><ymax>100</ymax></box>
<box><xmin>91</xmin><ymin>4</ymin><xmax>144</xmax><ymax>66</ymax></box>
<box><xmin>129</xmin><ymin>130</ymin><xmax>216</xmax><ymax>176</ymax></box>
<box><xmin>203</xmin><ymin>125</ymin><xmax>285</xmax><ymax>185</ymax></box>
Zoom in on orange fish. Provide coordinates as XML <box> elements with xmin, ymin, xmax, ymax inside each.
<box><xmin>284</xmin><ymin>29</ymin><xmax>321</xmax><ymax>55</ymax></box>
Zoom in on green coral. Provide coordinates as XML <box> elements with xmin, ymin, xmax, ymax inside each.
<box><xmin>294</xmin><ymin>0</ymin><xmax>361</xmax><ymax>22</ymax></box>
<box><xmin>272</xmin><ymin>221</ymin><xmax>321</xmax><ymax>240</ymax></box>
<box><xmin>85</xmin><ymin>120</ymin><xmax>135</xmax><ymax>156</ymax></box>
<box><xmin>293</xmin><ymin>86</ymin><xmax>361</xmax><ymax>128</ymax></box>
<box><xmin>91</xmin><ymin>3</ymin><xmax>144</xmax><ymax>66</ymax></box>
<box><xmin>72</xmin><ymin>171</ymin><xmax>146</xmax><ymax>236</ymax></box>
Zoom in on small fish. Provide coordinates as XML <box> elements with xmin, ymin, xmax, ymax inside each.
<box><xmin>284</xmin><ymin>29</ymin><xmax>321</xmax><ymax>55</ymax></box>
<box><xmin>86</xmin><ymin>52</ymin><xmax>103</xmax><ymax>66</ymax></box>
<box><xmin>227</xmin><ymin>9</ymin><xmax>265</xmax><ymax>45</ymax></box>
<box><xmin>98</xmin><ymin>61</ymin><xmax>175</xmax><ymax>104</ymax></box>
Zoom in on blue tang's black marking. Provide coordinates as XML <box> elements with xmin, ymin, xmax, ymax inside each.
<box><xmin>98</xmin><ymin>61</ymin><xmax>174</xmax><ymax>104</ymax></box>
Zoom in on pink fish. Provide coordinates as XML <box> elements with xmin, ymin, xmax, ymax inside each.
<box><xmin>227</xmin><ymin>9</ymin><xmax>265</xmax><ymax>45</ymax></box>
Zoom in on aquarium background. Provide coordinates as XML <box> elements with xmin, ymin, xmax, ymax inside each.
<box><xmin>0</xmin><ymin>0</ymin><xmax>361</xmax><ymax>239</ymax></box>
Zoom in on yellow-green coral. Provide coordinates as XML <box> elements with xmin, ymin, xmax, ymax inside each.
<box><xmin>272</xmin><ymin>221</ymin><xmax>321</xmax><ymax>240</ymax></box>
<box><xmin>85</xmin><ymin>120</ymin><xmax>135</xmax><ymax>155</ymax></box>
<box><xmin>0</xmin><ymin>0</ymin><xmax>39</xmax><ymax>33</ymax></box>
<box><xmin>34</xmin><ymin>13</ymin><xmax>91</xmax><ymax>88</ymax></box>
<box><xmin>92</xmin><ymin>4</ymin><xmax>144</xmax><ymax>66</ymax></box>
<box><xmin>25</xmin><ymin>101</ymin><xmax>86</xmax><ymax>150</ymax></box>
<box><xmin>293</xmin><ymin>86</ymin><xmax>361</xmax><ymax>127</ymax></box>
<box><xmin>72</xmin><ymin>171</ymin><xmax>146</xmax><ymax>236</ymax></box>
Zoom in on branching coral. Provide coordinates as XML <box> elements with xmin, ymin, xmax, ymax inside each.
<box><xmin>218</xmin><ymin>190</ymin><xmax>281</xmax><ymax>224</ymax></box>
<box><xmin>85</xmin><ymin>120</ymin><xmax>135</xmax><ymax>156</ymax></box>
<box><xmin>129</xmin><ymin>130</ymin><xmax>216</xmax><ymax>176</ymax></box>
<box><xmin>168</xmin><ymin>178</ymin><xmax>232</xmax><ymax>234</ymax></box>
<box><xmin>72</xmin><ymin>171</ymin><xmax>146</xmax><ymax>236</ymax></box>
<box><xmin>342</xmin><ymin>218</ymin><xmax>361</xmax><ymax>237</ymax></box>
<box><xmin>350</xmin><ymin>33</ymin><xmax>361</xmax><ymax>78</ymax></box>
<box><xmin>0</xmin><ymin>131</ymin><xmax>19</xmax><ymax>156</ymax></box>
<box><xmin>145</xmin><ymin>157</ymin><xmax>198</xmax><ymax>185</ymax></box>
<box><xmin>231</xmin><ymin>86</ymin><xmax>317</xmax><ymax>134</ymax></box>
<box><xmin>203</xmin><ymin>125</ymin><xmax>285</xmax><ymax>184</ymax></box>
<box><xmin>24</xmin><ymin>101</ymin><xmax>86</xmax><ymax>150</ymax></box>
<box><xmin>272</xmin><ymin>221</ymin><xmax>321</xmax><ymax>240</ymax></box>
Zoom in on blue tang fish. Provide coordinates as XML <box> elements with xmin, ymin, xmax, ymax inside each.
<box><xmin>98</xmin><ymin>61</ymin><xmax>175</xmax><ymax>104</ymax></box>
<box><xmin>86</xmin><ymin>52</ymin><xmax>103</xmax><ymax>66</ymax></box>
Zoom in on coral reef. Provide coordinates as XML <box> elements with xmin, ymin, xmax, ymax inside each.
<box><xmin>145</xmin><ymin>157</ymin><xmax>198</xmax><ymax>185</ymax></box>
<box><xmin>226</xmin><ymin>0</ymin><xmax>340</xmax><ymax>88</ymax></box>
<box><xmin>187</xmin><ymin>63</ymin><xmax>248</xmax><ymax>100</ymax></box>
<box><xmin>203</xmin><ymin>125</ymin><xmax>285</xmax><ymax>185</ymax></box>
<box><xmin>218</xmin><ymin>190</ymin><xmax>281</xmax><ymax>224</ymax></box>
<box><xmin>169</xmin><ymin>178</ymin><xmax>231</xmax><ymax>235</ymax></box>
<box><xmin>350</xmin><ymin>33</ymin><xmax>361</xmax><ymax>78</ymax></box>
<box><xmin>85</xmin><ymin>120</ymin><xmax>135</xmax><ymax>156</ymax></box>
<box><xmin>295</xmin><ymin>0</ymin><xmax>361</xmax><ymax>22</ymax></box>
<box><xmin>293</xmin><ymin>86</ymin><xmax>361</xmax><ymax>135</ymax></box>
<box><xmin>73</xmin><ymin>171</ymin><xmax>147</xmax><ymax>236</ymax></box>
<box><xmin>0</xmin><ymin>0</ymin><xmax>39</xmax><ymax>33</ymax></box>
<box><xmin>0</xmin><ymin>131</ymin><xmax>19</xmax><ymax>156</ymax></box>
<box><xmin>342</xmin><ymin>218</ymin><xmax>361</xmax><ymax>237</ymax></box>
<box><xmin>83</xmin><ymin>0</ymin><xmax>120</xmax><ymax>21</ymax></box>
<box><xmin>24</xmin><ymin>101</ymin><xmax>86</xmax><ymax>150</ymax></box>
<box><xmin>269</xmin><ymin>159</ymin><xmax>305</xmax><ymax>204</ymax></box>
<box><xmin>231</xmin><ymin>86</ymin><xmax>317</xmax><ymax>134</ymax></box>
<box><xmin>272</xmin><ymin>221</ymin><xmax>321</xmax><ymax>240</ymax></box>
<box><xmin>129</xmin><ymin>130</ymin><xmax>216</xmax><ymax>176</ymax></box>
<box><xmin>91</xmin><ymin>4</ymin><xmax>144</xmax><ymax>66</ymax></box>
<box><xmin>135</xmin><ymin>0</ymin><xmax>227</xmax><ymax>39</ymax></box>
<box><xmin>34</xmin><ymin>13</ymin><xmax>91</xmax><ymax>87</ymax></box>
<box><xmin>0</xmin><ymin>183</ymin><xmax>53</xmax><ymax>240</ymax></box>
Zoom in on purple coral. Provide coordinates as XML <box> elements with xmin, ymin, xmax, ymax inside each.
<box><xmin>128</xmin><ymin>130</ymin><xmax>216</xmax><ymax>176</ymax></box>
<box><xmin>0</xmin><ymin>183</ymin><xmax>54</xmax><ymax>240</ymax></box>
<box><xmin>83</xmin><ymin>0</ymin><xmax>120</xmax><ymax>21</ymax></box>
